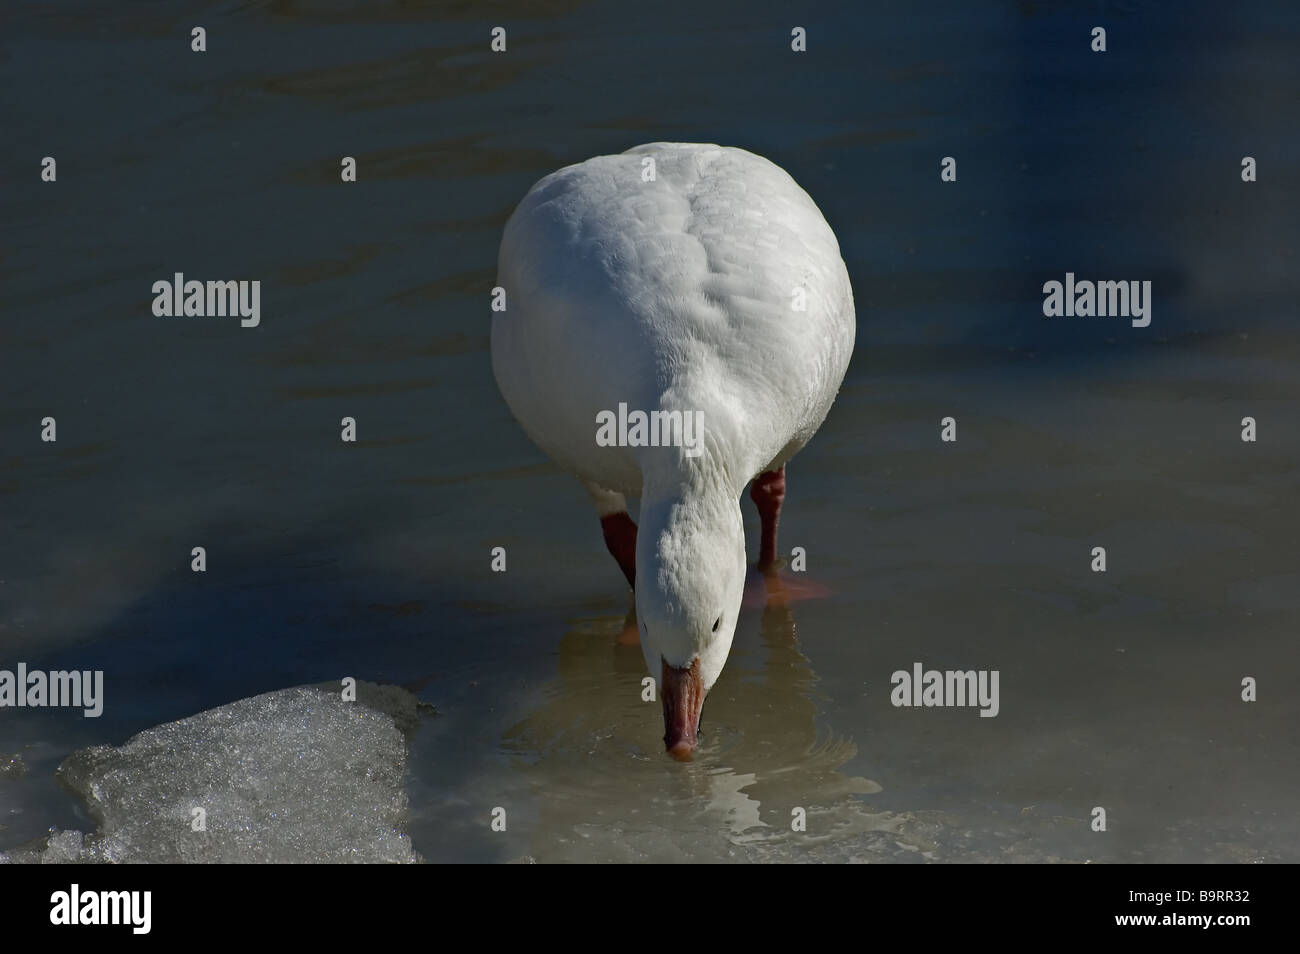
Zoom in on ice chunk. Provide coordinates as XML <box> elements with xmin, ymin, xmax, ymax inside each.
<box><xmin>41</xmin><ymin>829</ymin><xmax>87</xmax><ymax>863</ymax></box>
<box><xmin>34</xmin><ymin>682</ymin><xmax>423</xmax><ymax>863</ymax></box>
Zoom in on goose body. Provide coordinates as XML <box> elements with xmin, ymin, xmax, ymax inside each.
<box><xmin>492</xmin><ymin>142</ymin><xmax>855</xmax><ymax>756</ymax></box>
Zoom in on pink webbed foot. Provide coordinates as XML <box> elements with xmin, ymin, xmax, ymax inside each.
<box><xmin>742</xmin><ymin>566</ymin><xmax>832</xmax><ymax>610</ymax></box>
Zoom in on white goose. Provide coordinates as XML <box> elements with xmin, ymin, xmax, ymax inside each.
<box><xmin>492</xmin><ymin>143</ymin><xmax>855</xmax><ymax>758</ymax></box>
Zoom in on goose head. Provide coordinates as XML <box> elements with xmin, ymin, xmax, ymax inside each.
<box><xmin>635</xmin><ymin>474</ymin><xmax>746</xmax><ymax>759</ymax></box>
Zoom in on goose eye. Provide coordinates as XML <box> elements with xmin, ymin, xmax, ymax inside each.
<box><xmin>712</xmin><ymin>616</ymin><xmax>721</xmax><ymax>632</ymax></box>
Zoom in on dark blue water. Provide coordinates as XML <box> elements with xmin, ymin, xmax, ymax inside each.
<box><xmin>2</xmin><ymin>0</ymin><xmax>1296</xmax><ymax>861</ymax></box>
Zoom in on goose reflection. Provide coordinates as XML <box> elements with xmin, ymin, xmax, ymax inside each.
<box><xmin>500</xmin><ymin>571</ymin><xmax>886</xmax><ymax>862</ymax></box>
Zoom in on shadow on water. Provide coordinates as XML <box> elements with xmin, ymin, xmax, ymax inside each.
<box><xmin>0</xmin><ymin>509</ymin><xmax>529</xmax><ymax>854</ymax></box>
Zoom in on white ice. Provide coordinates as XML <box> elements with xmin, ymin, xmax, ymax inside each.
<box><xmin>2</xmin><ymin>682</ymin><xmax>422</xmax><ymax>863</ymax></box>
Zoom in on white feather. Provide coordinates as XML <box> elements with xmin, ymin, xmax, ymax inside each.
<box><xmin>492</xmin><ymin>142</ymin><xmax>855</xmax><ymax>694</ymax></box>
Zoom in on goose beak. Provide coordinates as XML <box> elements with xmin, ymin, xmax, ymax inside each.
<box><xmin>661</xmin><ymin>658</ymin><xmax>705</xmax><ymax>760</ymax></box>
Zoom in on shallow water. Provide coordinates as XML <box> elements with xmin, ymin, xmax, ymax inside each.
<box><xmin>2</xmin><ymin>0</ymin><xmax>1297</xmax><ymax>862</ymax></box>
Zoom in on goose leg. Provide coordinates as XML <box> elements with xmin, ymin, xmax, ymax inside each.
<box><xmin>601</xmin><ymin>513</ymin><xmax>638</xmax><ymax>588</ymax></box>
<box><xmin>585</xmin><ymin>482</ymin><xmax>637</xmax><ymax>588</ymax></box>
<box><xmin>750</xmin><ymin>465</ymin><xmax>786</xmax><ymax>569</ymax></box>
